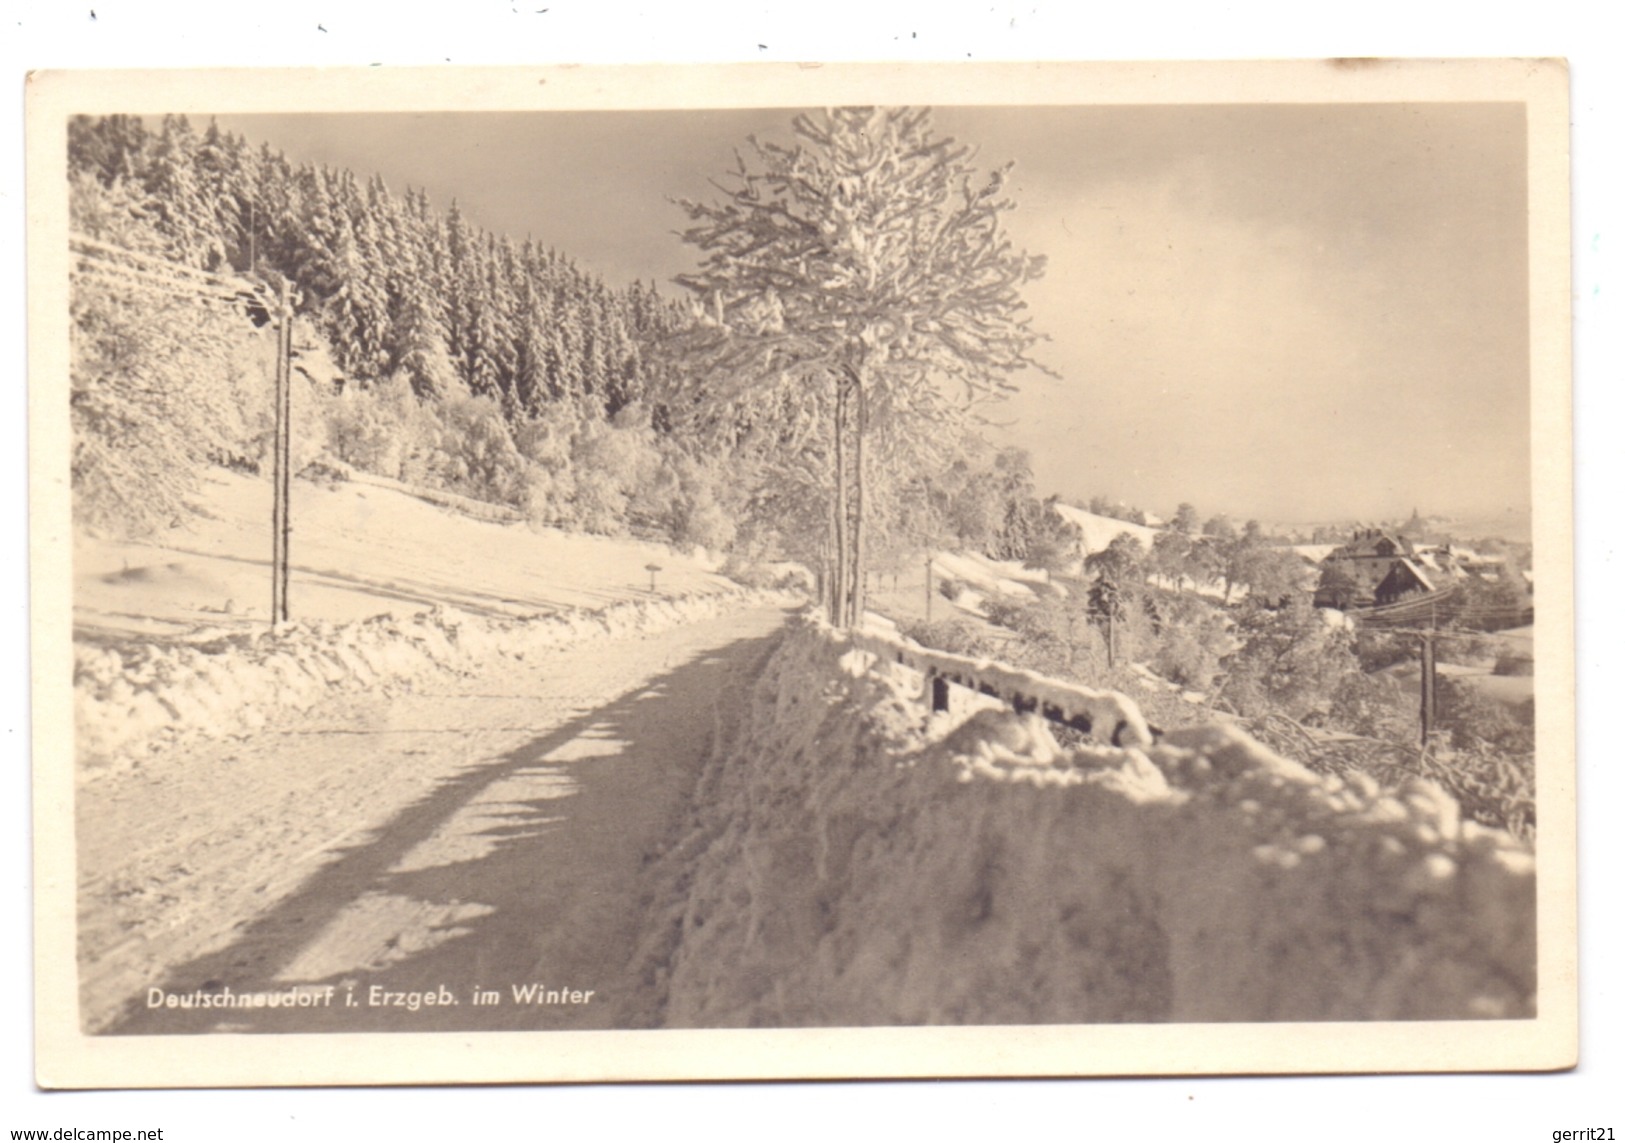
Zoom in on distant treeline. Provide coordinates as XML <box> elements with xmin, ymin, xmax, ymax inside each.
<box><xmin>69</xmin><ymin>113</ymin><xmax>685</xmax><ymax>418</ymax></box>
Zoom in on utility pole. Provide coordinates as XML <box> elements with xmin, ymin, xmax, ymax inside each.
<box><xmin>270</xmin><ymin>278</ymin><xmax>293</xmax><ymax>627</ymax></box>
<box><xmin>67</xmin><ymin>233</ymin><xmax>283</xmax><ymax>622</ymax></box>
<box><xmin>924</xmin><ymin>554</ymin><xmax>934</xmax><ymax>624</ymax></box>
<box><xmin>1418</xmin><ymin>596</ymin><xmax>1442</xmax><ymax>748</ymax></box>
<box><xmin>1418</xmin><ymin>628</ymin><xmax>1437</xmax><ymax>747</ymax></box>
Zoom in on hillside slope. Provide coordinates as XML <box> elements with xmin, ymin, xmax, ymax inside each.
<box><xmin>76</xmin><ymin>469</ymin><xmax>735</xmax><ymax>642</ymax></box>
<box><xmin>73</xmin><ymin>470</ymin><xmax>779</xmax><ymax>767</ymax></box>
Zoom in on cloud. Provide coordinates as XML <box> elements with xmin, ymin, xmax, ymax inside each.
<box><xmin>986</xmin><ymin>124</ymin><xmax>1529</xmax><ymax>523</ymax></box>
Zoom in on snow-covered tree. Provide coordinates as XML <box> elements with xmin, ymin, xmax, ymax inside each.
<box><xmin>143</xmin><ymin>114</ymin><xmax>227</xmax><ymax>269</ymax></box>
<box><xmin>69</xmin><ymin>114</ymin><xmax>149</xmax><ymax>188</ymax></box>
<box><xmin>1172</xmin><ymin>501</ymin><xmax>1202</xmax><ymax>535</ymax></box>
<box><xmin>1151</xmin><ymin>528</ymin><xmax>1194</xmax><ymax>591</ymax></box>
<box><xmin>70</xmin><ymin>178</ymin><xmax>271</xmax><ymax>535</ymax></box>
<box><xmin>671</xmin><ymin>107</ymin><xmax>1049</xmax><ymax>626</ymax></box>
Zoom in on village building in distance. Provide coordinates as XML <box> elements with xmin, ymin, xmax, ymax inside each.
<box><xmin>1311</xmin><ymin>510</ymin><xmax>1529</xmax><ymax>622</ymax></box>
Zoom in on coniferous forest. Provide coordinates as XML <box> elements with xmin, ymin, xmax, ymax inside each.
<box><xmin>66</xmin><ymin>113</ymin><xmax>736</xmax><ymax>543</ymax></box>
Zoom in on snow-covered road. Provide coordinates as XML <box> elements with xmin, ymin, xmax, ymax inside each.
<box><xmin>79</xmin><ymin>604</ymin><xmax>791</xmax><ymax>1035</ymax></box>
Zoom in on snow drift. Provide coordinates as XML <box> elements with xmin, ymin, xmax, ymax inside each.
<box><xmin>652</xmin><ymin>614</ymin><xmax>1535</xmax><ymax>1025</ymax></box>
<box><xmin>75</xmin><ymin>585</ymin><xmax>790</xmax><ymax>771</ymax></box>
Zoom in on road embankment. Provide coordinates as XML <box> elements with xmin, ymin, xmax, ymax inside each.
<box><xmin>75</xmin><ymin>585</ymin><xmax>795</xmax><ymax>771</ymax></box>
<box><xmin>653</xmin><ymin>615</ymin><xmax>1536</xmax><ymax>1025</ymax></box>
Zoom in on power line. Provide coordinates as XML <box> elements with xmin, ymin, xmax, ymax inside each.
<box><xmin>72</xmin><ymin>257</ymin><xmax>256</xmax><ymax>307</ymax></box>
<box><xmin>69</xmin><ymin>235</ymin><xmax>295</xmax><ymax>630</ymax></box>
<box><xmin>68</xmin><ymin>232</ymin><xmax>265</xmax><ymax>296</ymax></box>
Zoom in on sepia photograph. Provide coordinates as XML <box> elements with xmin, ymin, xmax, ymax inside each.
<box><xmin>27</xmin><ymin>59</ymin><xmax>1574</xmax><ymax>1088</ymax></box>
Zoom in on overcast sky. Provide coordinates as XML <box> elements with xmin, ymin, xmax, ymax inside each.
<box><xmin>216</xmin><ymin>104</ymin><xmax>1530</xmax><ymax>527</ymax></box>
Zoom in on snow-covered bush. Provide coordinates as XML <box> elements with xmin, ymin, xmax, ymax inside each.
<box><xmin>512</xmin><ymin>402</ymin><xmax>666</xmax><ymax>536</ymax></box>
<box><xmin>575</xmin><ymin>408</ymin><xmax>663</xmax><ymax>534</ymax></box>
<box><xmin>673</xmin><ymin>495</ymin><xmax>737</xmax><ymax>553</ymax></box>
<box><xmin>647</xmin><ymin>452</ymin><xmax>740</xmax><ymax>553</ymax></box>
<box><xmin>897</xmin><ymin>617</ymin><xmax>996</xmax><ymax>658</ymax></box>
<box><xmin>1148</xmin><ymin>596</ymin><xmax>1230</xmax><ymax>690</ymax></box>
<box><xmin>514</xmin><ymin>405</ymin><xmax>579</xmax><ymax>527</ymax></box>
<box><xmin>1219</xmin><ymin>599</ymin><xmax>1363</xmax><ymax>723</ymax></box>
<box><xmin>415</xmin><ymin>394</ymin><xmax>528</xmax><ymax>508</ymax></box>
<box><xmin>70</xmin><ymin>175</ymin><xmax>276</xmax><ymax>536</ymax></box>
<box><xmin>320</xmin><ymin>372</ymin><xmax>427</xmax><ymax>480</ymax></box>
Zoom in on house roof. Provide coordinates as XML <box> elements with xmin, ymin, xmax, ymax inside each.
<box><xmin>1330</xmin><ymin>530</ymin><xmax>1415</xmax><ymax>561</ymax></box>
<box><xmin>1383</xmin><ymin>558</ymin><xmax>1435</xmax><ymax>593</ymax></box>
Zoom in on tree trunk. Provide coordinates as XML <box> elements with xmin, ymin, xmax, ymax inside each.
<box><xmin>850</xmin><ymin>369</ymin><xmax>867</xmax><ymax>628</ymax></box>
<box><xmin>831</xmin><ymin>378</ymin><xmax>849</xmax><ymax>628</ymax></box>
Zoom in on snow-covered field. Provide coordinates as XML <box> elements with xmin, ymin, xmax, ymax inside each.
<box><xmin>73</xmin><ymin>470</ymin><xmax>788</xmax><ymax>769</ymax></box>
<box><xmin>1051</xmin><ymin>501</ymin><xmax>1161</xmax><ymax>554</ymax></box>
<box><xmin>76</xmin><ymin>469</ymin><xmax>736</xmax><ymax>640</ymax></box>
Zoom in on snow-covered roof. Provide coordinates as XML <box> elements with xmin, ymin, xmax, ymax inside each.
<box><xmin>1393</xmin><ymin>558</ymin><xmax>1435</xmax><ymax>592</ymax></box>
<box><xmin>1334</xmin><ymin>531</ymin><xmax>1413</xmax><ymax>559</ymax></box>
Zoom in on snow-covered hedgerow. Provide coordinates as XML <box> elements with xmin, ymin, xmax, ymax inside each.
<box><xmin>648</xmin><ymin>614</ymin><xmax>1535</xmax><ymax>1025</ymax></box>
<box><xmin>74</xmin><ymin>586</ymin><xmax>790</xmax><ymax>772</ymax></box>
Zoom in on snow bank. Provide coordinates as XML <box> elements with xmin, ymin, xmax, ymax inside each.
<box><xmin>75</xmin><ymin>585</ymin><xmax>791</xmax><ymax>772</ymax></box>
<box><xmin>1051</xmin><ymin>502</ymin><xmax>1161</xmax><ymax>554</ymax></box>
<box><xmin>652</xmin><ymin>615</ymin><xmax>1535</xmax><ymax>1025</ymax></box>
<box><xmin>319</xmin><ymin>458</ymin><xmax>524</xmax><ymax>524</ymax></box>
<box><xmin>931</xmin><ymin>551</ymin><xmax>1042</xmax><ymax>599</ymax></box>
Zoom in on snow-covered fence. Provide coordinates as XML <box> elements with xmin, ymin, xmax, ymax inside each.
<box><xmin>848</xmin><ymin>625</ymin><xmax>1156</xmax><ymax>748</ymax></box>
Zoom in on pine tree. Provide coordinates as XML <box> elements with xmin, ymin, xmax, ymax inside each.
<box><xmin>512</xmin><ymin>269</ymin><xmax>549</xmax><ymax>416</ymax></box>
<box><xmin>69</xmin><ymin>114</ymin><xmax>150</xmax><ymax>188</ymax></box>
<box><xmin>143</xmin><ymin>114</ymin><xmax>226</xmax><ymax>269</ymax></box>
<box><xmin>547</xmin><ymin>288</ymin><xmax>585</xmax><ymax>402</ymax></box>
<box><xmin>320</xmin><ymin>169</ymin><xmax>391</xmax><ymax>382</ymax></box>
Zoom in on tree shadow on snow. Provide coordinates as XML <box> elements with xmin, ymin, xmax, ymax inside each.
<box><xmin>100</xmin><ymin>625</ymin><xmax>782</xmax><ymax>1037</ymax></box>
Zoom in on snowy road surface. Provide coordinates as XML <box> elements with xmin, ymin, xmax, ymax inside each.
<box><xmin>79</xmin><ymin>604</ymin><xmax>791</xmax><ymax>1035</ymax></box>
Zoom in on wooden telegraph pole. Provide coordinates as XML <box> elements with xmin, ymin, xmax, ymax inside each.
<box><xmin>1418</xmin><ymin>628</ymin><xmax>1437</xmax><ymax>747</ymax></box>
<box><xmin>270</xmin><ymin>279</ymin><xmax>293</xmax><ymax>627</ymax></box>
<box><xmin>66</xmin><ymin>233</ymin><xmax>287</xmax><ymax>625</ymax></box>
<box><xmin>1419</xmin><ymin>596</ymin><xmax>1442</xmax><ymax>748</ymax></box>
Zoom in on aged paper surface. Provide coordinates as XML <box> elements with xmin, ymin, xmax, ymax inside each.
<box><xmin>29</xmin><ymin>59</ymin><xmax>1574</xmax><ymax>1088</ymax></box>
